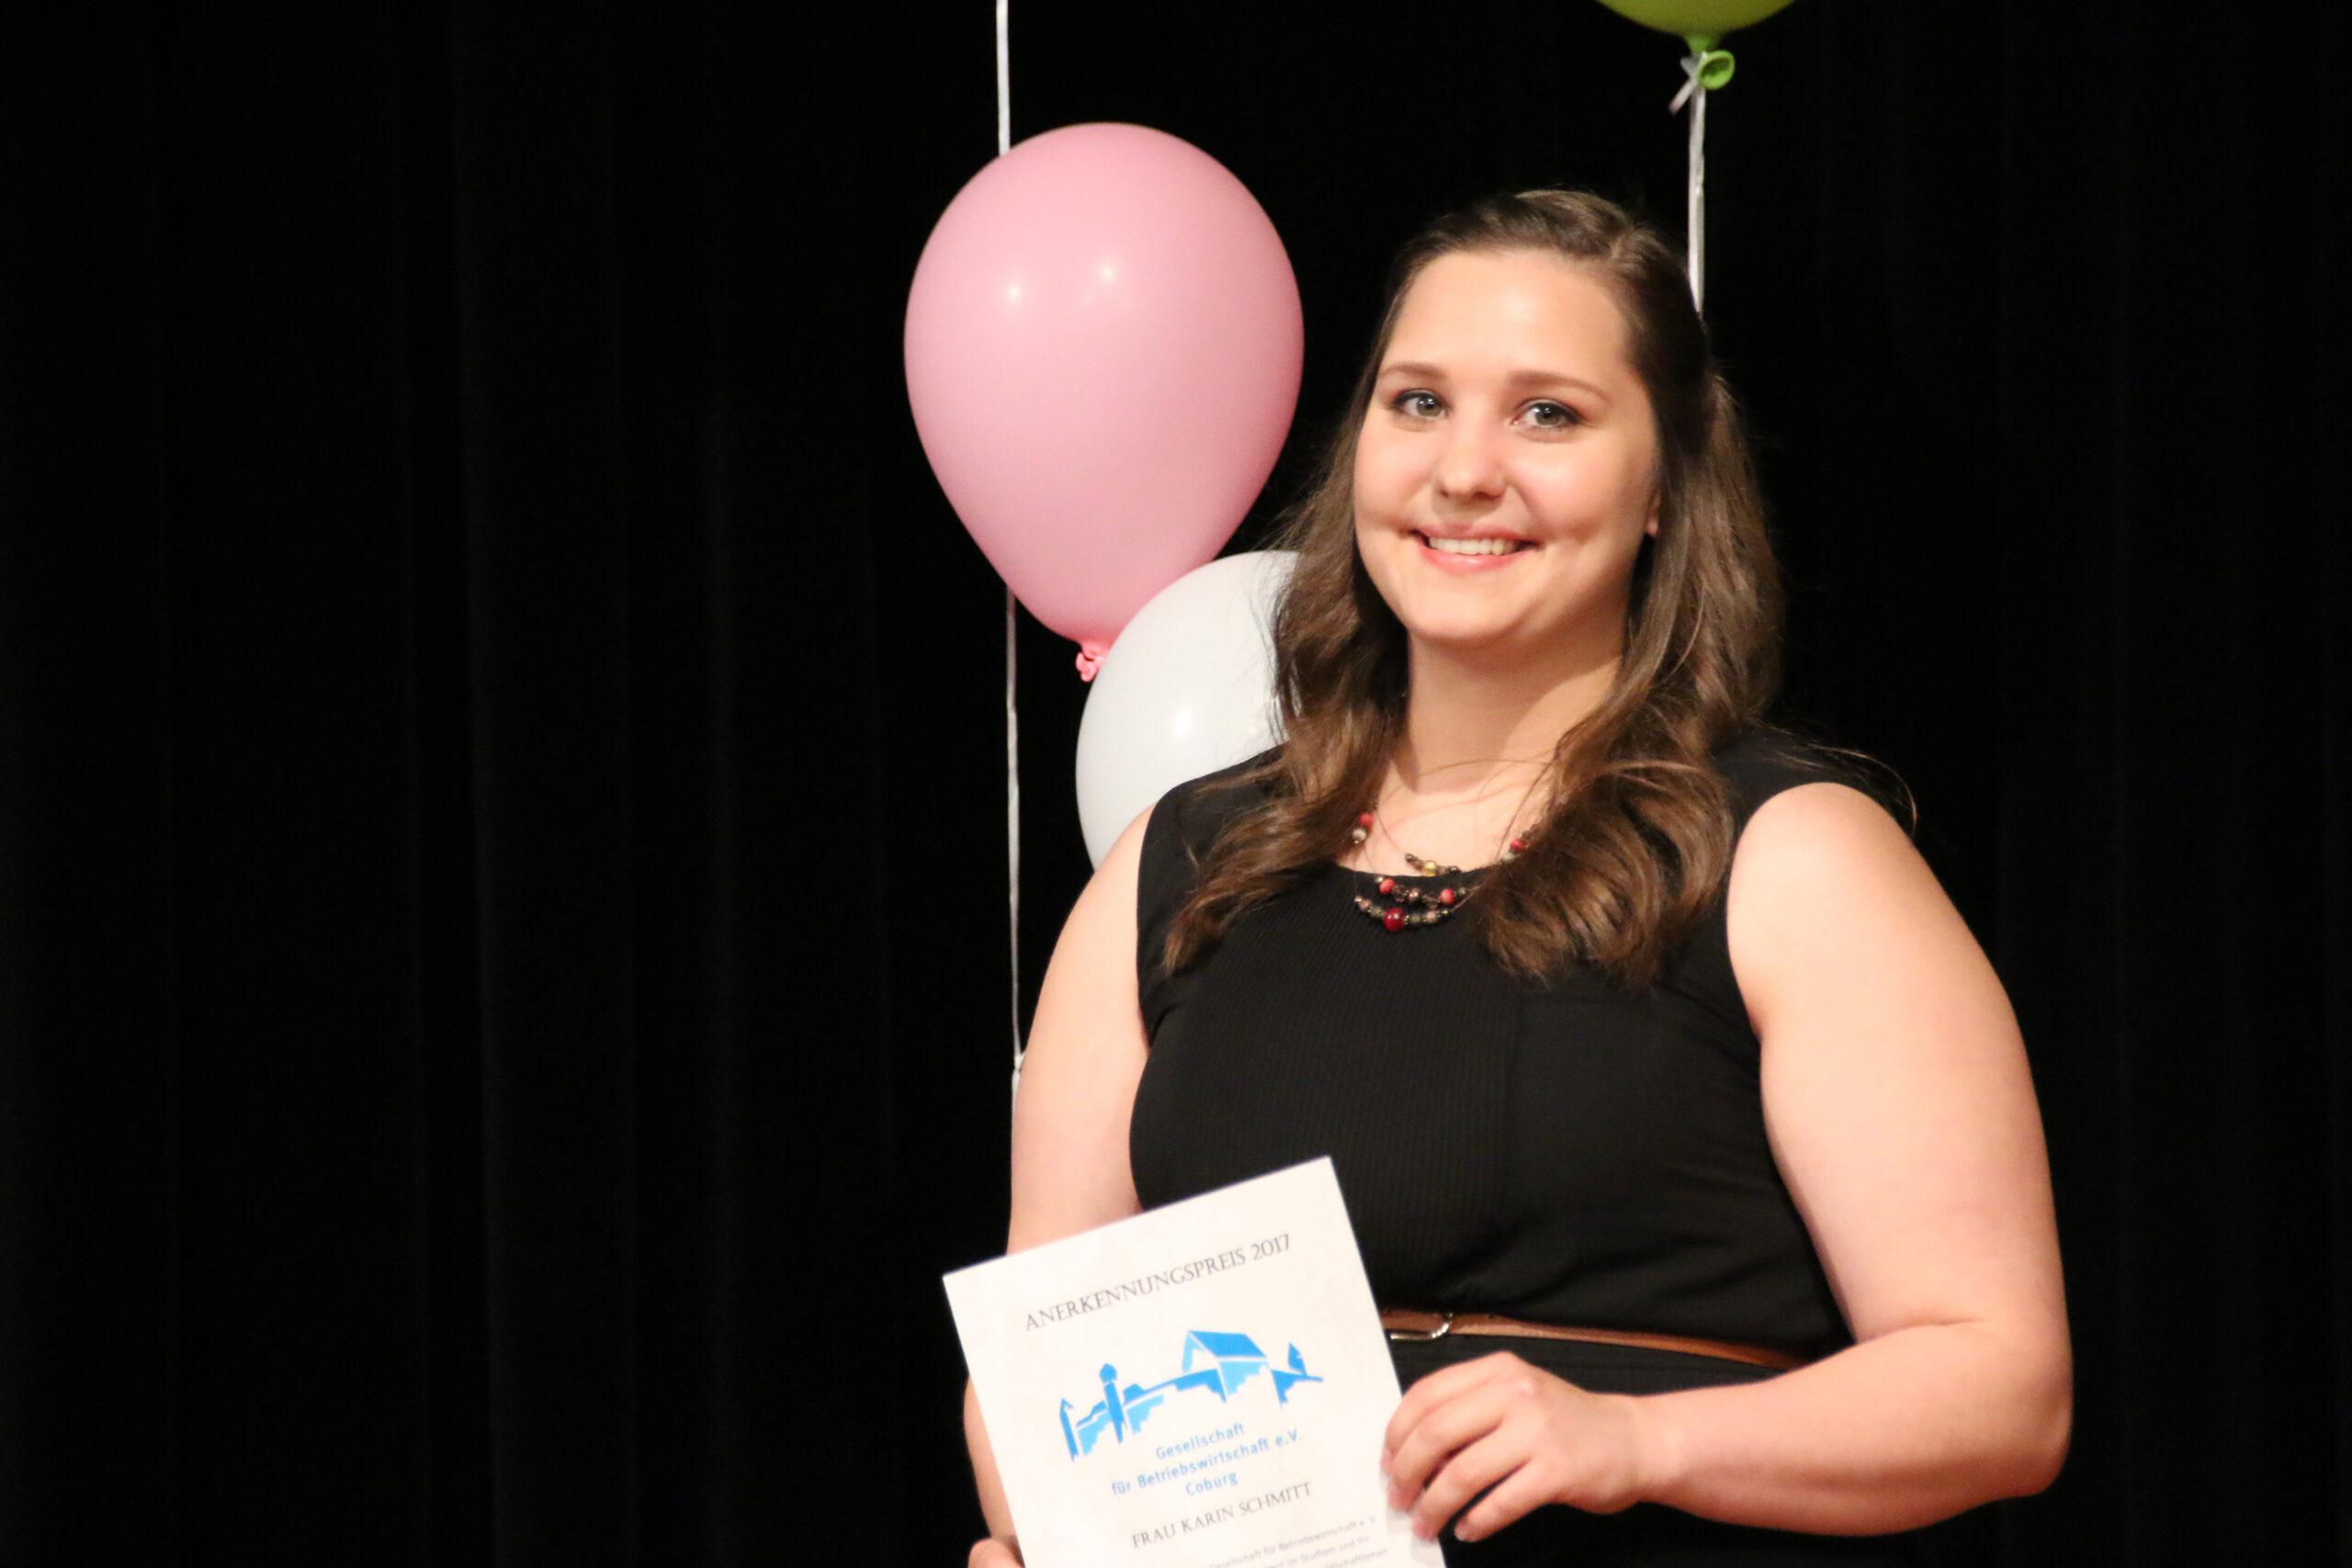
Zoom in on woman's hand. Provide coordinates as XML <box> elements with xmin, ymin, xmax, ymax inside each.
<box><xmin>968</xmin><ymin>1537</ymin><xmax>1022</xmax><ymax>1567</ymax></box>
<box><xmin>1381</xmin><ymin>1351</ymin><xmax>1656</xmax><ymax>1543</ymax></box>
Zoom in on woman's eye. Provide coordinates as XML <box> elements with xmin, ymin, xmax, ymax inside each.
<box><xmin>1391</xmin><ymin>389</ymin><xmax>1443</xmax><ymax>419</ymax></box>
<box><xmin>1523</xmin><ymin>400</ymin><xmax>1579</xmax><ymax>430</ymax></box>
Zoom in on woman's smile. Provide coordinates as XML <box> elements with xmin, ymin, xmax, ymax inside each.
<box><xmin>1352</xmin><ymin>248</ymin><xmax>1659</xmax><ymax>665</ymax></box>
<box><xmin>1414</xmin><ymin>528</ymin><xmax>1533</xmax><ymax>567</ymax></box>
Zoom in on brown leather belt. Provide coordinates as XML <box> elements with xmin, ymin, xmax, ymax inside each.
<box><xmin>1380</xmin><ymin>1309</ymin><xmax>1805</xmax><ymax>1372</ymax></box>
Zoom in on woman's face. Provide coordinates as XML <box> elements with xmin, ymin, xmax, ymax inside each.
<box><xmin>1351</xmin><ymin>249</ymin><xmax>1659</xmax><ymax>670</ymax></box>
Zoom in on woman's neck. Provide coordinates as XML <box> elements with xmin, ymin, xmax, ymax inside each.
<box><xmin>1347</xmin><ymin>634</ymin><xmax>1623</xmax><ymax>872</ymax></box>
<box><xmin>1396</xmin><ymin>634</ymin><xmax>1621</xmax><ymax>791</ymax></box>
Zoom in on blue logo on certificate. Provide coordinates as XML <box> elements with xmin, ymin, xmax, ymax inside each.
<box><xmin>1057</xmin><ymin>1330</ymin><xmax>1323</xmax><ymax>1459</ymax></box>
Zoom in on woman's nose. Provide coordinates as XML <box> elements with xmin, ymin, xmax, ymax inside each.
<box><xmin>1431</xmin><ymin>421</ymin><xmax>1506</xmax><ymax>502</ymax></box>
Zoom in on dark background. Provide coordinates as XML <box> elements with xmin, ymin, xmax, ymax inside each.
<box><xmin>0</xmin><ymin>1</ymin><xmax>2344</xmax><ymax>1562</ymax></box>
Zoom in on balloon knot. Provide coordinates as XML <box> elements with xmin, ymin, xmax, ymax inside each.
<box><xmin>1670</xmin><ymin>48</ymin><xmax>1736</xmax><ymax>111</ymax></box>
<box><xmin>1075</xmin><ymin>643</ymin><xmax>1107</xmax><ymax>682</ymax></box>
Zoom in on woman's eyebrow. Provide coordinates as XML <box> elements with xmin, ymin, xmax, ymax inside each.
<box><xmin>1379</xmin><ymin>360</ymin><xmax>1611</xmax><ymax>401</ymax></box>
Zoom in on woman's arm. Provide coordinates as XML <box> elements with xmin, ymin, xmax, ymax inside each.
<box><xmin>1629</xmin><ymin>780</ymin><xmax>2071</xmax><ymax>1529</ymax></box>
<box><xmin>967</xmin><ymin>807</ymin><xmax>1157</xmax><ymax>1564</ymax></box>
<box><xmin>1383</xmin><ymin>781</ymin><xmax>2070</xmax><ymax>1540</ymax></box>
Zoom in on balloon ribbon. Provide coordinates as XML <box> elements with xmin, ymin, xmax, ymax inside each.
<box><xmin>1670</xmin><ymin>44</ymin><xmax>1734</xmax><ymax>314</ymax></box>
<box><xmin>998</xmin><ymin>0</ymin><xmax>1024</xmax><ymax>1103</ymax></box>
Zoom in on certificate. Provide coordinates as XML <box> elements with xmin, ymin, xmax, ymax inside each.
<box><xmin>945</xmin><ymin>1158</ymin><xmax>1442</xmax><ymax>1568</ymax></box>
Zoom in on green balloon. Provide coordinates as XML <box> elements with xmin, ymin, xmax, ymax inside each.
<box><xmin>1590</xmin><ymin>0</ymin><xmax>1797</xmax><ymax>50</ymax></box>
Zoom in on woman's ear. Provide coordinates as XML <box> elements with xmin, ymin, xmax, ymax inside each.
<box><xmin>1645</xmin><ymin>489</ymin><xmax>1662</xmax><ymax>538</ymax></box>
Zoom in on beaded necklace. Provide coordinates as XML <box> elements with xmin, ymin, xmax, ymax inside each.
<box><xmin>1348</xmin><ymin>807</ymin><xmax>1529</xmax><ymax>932</ymax></box>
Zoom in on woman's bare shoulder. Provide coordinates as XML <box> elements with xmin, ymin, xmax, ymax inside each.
<box><xmin>1724</xmin><ymin>779</ymin><xmax>1975</xmax><ymax>1028</ymax></box>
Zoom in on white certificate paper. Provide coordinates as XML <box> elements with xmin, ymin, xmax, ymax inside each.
<box><xmin>945</xmin><ymin>1158</ymin><xmax>1442</xmax><ymax>1568</ymax></box>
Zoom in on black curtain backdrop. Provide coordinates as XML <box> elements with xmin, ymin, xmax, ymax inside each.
<box><xmin>0</xmin><ymin>2</ymin><xmax>2343</xmax><ymax>1563</ymax></box>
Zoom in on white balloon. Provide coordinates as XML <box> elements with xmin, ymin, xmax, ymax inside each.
<box><xmin>1075</xmin><ymin>551</ymin><xmax>1295</xmax><ymax>865</ymax></box>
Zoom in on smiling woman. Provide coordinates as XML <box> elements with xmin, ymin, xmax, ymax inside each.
<box><xmin>967</xmin><ymin>191</ymin><xmax>2068</xmax><ymax>1568</ymax></box>
<box><xmin>1353</xmin><ymin>250</ymin><xmax>1660</xmax><ymax>720</ymax></box>
<box><xmin>1169</xmin><ymin>193</ymin><xmax>1779</xmax><ymax>988</ymax></box>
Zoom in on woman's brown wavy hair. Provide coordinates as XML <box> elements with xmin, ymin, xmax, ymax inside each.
<box><xmin>1164</xmin><ymin>189</ymin><xmax>1781</xmax><ymax>988</ymax></box>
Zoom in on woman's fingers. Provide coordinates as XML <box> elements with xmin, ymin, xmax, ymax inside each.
<box><xmin>1406</xmin><ymin>1429</ymin><xmax>1528</xmax><ymax>1540</ymax></box>
<box><xmin>1385</xmin><ymin>1355</ymin><xmax>1653</xmax><ymax>1542</ymax></box>
<box><xmin>1383</xmin><ymin>1351</ymin><xmax>1519</xmax><ymax>1478</ymax></box>
<box><xmin>1386</xmin><ymin>1378</ymin><xmax>1515</xmax><ymax>1502</ymax></box>
<box><xmin>1449</xmin><ymin>1461</ymin><xmax>1564</xmax><ymax>1544</ymax></box>
<box><xmin>1383</xmin><ymin>1354</ymin><xmax>1514</xmax><ymax>1438</ymax></box>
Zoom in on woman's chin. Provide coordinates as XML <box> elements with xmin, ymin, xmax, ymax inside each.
<box><xmin>1400</xmin><ymin>614</ymin><xmax>1625</xmax><ymax>680</ymax></box>
<box><xmin>1402</xmin><ymin>620</ymin><xmax>1538</xmax><ymax>664</ymax></box>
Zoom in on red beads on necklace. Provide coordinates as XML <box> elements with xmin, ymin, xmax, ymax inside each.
<box><xmin>1350</xmin><ymin>806</ymin><xmax>1504</xmax><ymax>933</ymax></box>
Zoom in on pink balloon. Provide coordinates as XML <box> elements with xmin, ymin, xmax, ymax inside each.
<box><xmin>904</xmin><ymin>123</ymin><xmax>1304</xmax><ymax>668</ymax></box>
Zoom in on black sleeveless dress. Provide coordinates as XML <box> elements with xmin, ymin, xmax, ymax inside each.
<box><xmin>1127</xmin><ymin>732</ymin><xmax>1926</xmax><ymax>1566</ymax></box>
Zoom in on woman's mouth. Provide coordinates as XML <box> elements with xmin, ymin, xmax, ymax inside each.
<box><xmin>1414</xmin><ymin>531</ymin><xmax>1530</xmax><ymax>558</ymax></box>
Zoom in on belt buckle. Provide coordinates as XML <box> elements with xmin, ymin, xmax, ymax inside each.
<box><xmin>1385</xmin><ymin>1311</ymin><xmax>1455</xmax><ymax>1343</ymax></box>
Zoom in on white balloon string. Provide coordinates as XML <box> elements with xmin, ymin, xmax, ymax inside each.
<box><xmin>995</xmin><ymin>0</ymin><xmax>1011</xmax><ymax>159</ymax></box>
<box><xmin>1006</xmin><ymin>586</ymin><xmax>1022</xmax><ymax>1098</ymax></box>
<box><xmin>998</xmin><ymin>1</ymin><xmax>1024</xmax><ymax>1107</ymax></box>
<box><xmin>1679</xmin><ymin>58</ymin><xmax>1708</xmax><ymax>315</ymax></box>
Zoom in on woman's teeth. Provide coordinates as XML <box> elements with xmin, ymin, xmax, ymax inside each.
<box><xmin>1422</xmin><ymin>535</ymin><xmax>1521</xmax><ymax>556</ymax></box>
